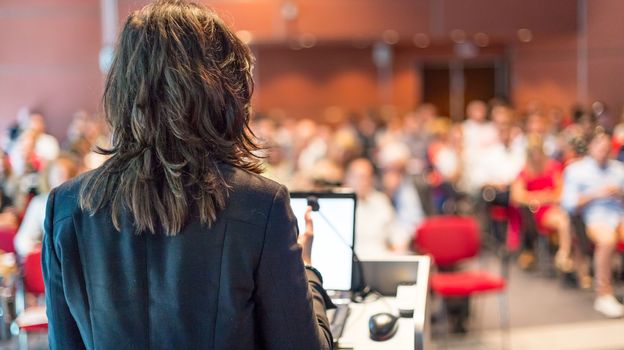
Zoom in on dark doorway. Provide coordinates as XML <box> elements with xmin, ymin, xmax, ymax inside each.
<box><xmin>464</xmin><ymin>66</ymin><xmax>496</xmax><ymax>109</ymax></box>
<box><xmin>422</xmin><ymin>65</ymin><xmax>451</xmax><ymax>117</ymax></box>
<box><xmin>421</xmin><ymin>60</ymin><xmax>508</xmax><ymax>120</ymax></box>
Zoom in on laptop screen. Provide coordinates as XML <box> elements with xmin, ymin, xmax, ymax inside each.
<box><xmin>289</xmin><ymin>192</ymin><xmax>356</xmax><ymax>291</ymax></box>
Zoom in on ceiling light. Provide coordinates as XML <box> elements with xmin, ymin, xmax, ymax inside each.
<box><xmin>450</xmin><ymin>29</ymin><xmax>466</xmax><ymax>43</ymax></box>
<box><xmin>299</xmin><ymin>33</ymin><xmax>316</xmax><ymax>48</ymax></box>
<box><xmin>474</xmin><ymin>32</ymin><xmax>489</xmax><ymax>47</ymax></box>
<box><xmin>413</xmin><ymin>33</ymin><xmax>430</xmax><ymax>48</ymax></box>
<box><xmin>517</xmin><ymin>28</ymin><xmax>533</xmax><ymax>42</ymax></box>
<box><xmin>382</xmin><ymin>30</ymin><xmax>399</xmax><ymax>45</ymax></box>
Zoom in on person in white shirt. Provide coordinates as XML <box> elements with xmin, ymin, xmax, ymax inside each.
<box><xmin>9</xmin><ymin>113</ymin><xmax>60</xmax><ymax>177</ymax></box>
<box><xmin>14</xmin><ymin>154</ymin><xmax>79</xmax><ymax>257</ymax></box>
<box><xmin>460</xmin><ymin>100</ymin><xmax>500</xmax><ymax>194</ymax></box>
<box><xmin>344</xmin><ymin>158</ymin><xmax>408</xmax><ymax>257</ymax></box>
<box><xmin>474</xmin><ymin>125</ymin><xmax>526</xmax><ymax>189</ymax></box>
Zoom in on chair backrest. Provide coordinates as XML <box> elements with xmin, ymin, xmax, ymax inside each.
<box><xmin>23</xmin><ymin>248</ymin><xmax>45</xmax><ymax>295</ymax></box>
<box><xmin>414</xmin><ymin>216</ymin><xmax>480</xmax><ymax>268</ymax></box>
<box><xmin>0</xmin><ymin>228</ymin><xmax>16</xmax><ymax>253</ymax></box>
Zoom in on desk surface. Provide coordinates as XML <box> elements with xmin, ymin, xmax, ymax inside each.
<box><xmin>335</xmin><ymin>256</ymin><xmax>431</xmax><ymax>350</ymax></box>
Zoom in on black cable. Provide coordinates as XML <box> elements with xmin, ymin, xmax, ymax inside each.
<box><xmin>311</xmin><ymin>202</ymin><xmax>372</xmax><ymax>302</ymax></box>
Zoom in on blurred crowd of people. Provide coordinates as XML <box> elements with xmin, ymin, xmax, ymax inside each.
<box><xmin>0</xmin><ymin>109</ymin><xmax>109</xmax><ymax>259</ymax></box>
<box><xmin>3</xmin><ymin>98</ymin><xmax>624</xmax><ymax>319</ymax></box>
<box><xmin>251</xmin><ymin>99</ymin><xmax>624</xmax><ymax>319</ymax></box>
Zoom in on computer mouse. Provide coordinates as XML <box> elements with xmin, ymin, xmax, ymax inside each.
<box><xmin>368</xmin><ymin>312</ymin><xmax>399</xmax><ymax>341</ymax></box>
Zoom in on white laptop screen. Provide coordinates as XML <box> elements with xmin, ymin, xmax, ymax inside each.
<box><xmin>289</xmin><ymin>193</ymin><xmax>356</xmax><ymax>291</ymax></box>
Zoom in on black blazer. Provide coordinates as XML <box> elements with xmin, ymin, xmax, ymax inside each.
<box><xmin>42</xmin><ymin>165</ymin><xmax>333</xmax><ymax>350</ymax></box>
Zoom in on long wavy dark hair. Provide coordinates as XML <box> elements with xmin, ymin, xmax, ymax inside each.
<box><xmin>80</xmin><ymin>0</ymin><xmax>261</xmax><ymax>235</ymax></box>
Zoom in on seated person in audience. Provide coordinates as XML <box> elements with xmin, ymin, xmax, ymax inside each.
<box><xmin>612</xmin><ymin>123</ymin><xmax>624</xmax><ymax>162</ymax></box>
<box><xmin>296</xmin><ymin>119</ymin><xmax>328</xmax><ymax>174</ymax></box>
<box><xmin>511</xmin><ymin>134</ymin><xmax>573</xmax><ymax>272</ymax></box>
<box><xmin>491</xmin><ymin>104</ymin><xmax>525</xmax><ymax>151</ymax></box>
<box><xmin>562</xmin><ymin>133</ymin><xmax>589</xmax><ymax>167</ymax></box>
<box><xmin>0</xmin><ymin>189</ymin><xmax>18</xmax><ymax>232</ymax></box>
<box><xmin>345</xmin><ymin>158</ymin><xmax>407</xmax><ymax>257</ymax></box>
<box><xmin>473</xmin><ymin>118</ymin><xmax>525</xmax><ymax>248</ymax></box>
<box><xmin>326</xmin><ymin>127</ymin><xmax>362</xmax><ymax>170</ymax></box>
<box><xmin>375</xmin><ymin>109</ymin><xmax>404</xmax><ymax>150</ymax></box>
<box><xmin>64</xmin><ymin>110</ymin><xmax>93</xmax><ymax>157</ymax></box>
<box><xmin>308</xmin><ymin>158</ymin><xmax>344</xmax><ymax>190</ymax></box>
<box><xmin>378</xmin><ymin>142</ymin><xmax>425</xmax><ymax>239</ymax></box>
<box><xmin>14</xmin><ymin>154</ymin><xmax>79</xmax><ymax>257</ymax></box>
<box><xmin>427</xmin><ymin>119</ymin><xmax>462</xmax><ymax>214</ymax></box>
<box><xmin>562</xmin><ymin>132</ymin><xmax>624</xmax><ymax>318</ymax></box>
<box><xmin>525</xmin><ymin>112</ymin><xmax>563</xmax><ymax>160</ymax></box>
<box><xmin>81</xmin><ymin>117</ymin><xmax>111</xmax><ymax>171</ymax></box>
<box><xmin>262</xmin><ymin>141</ymin><xmax>294</xmax><ymax>186</ymax></box>
<box><xmin>6</xmin><ymin>131</ymin><xmax>42</xmax><ymax>213</ymax></box>
<box><xmin>562</xmin><ymin>109</ymin><xmax>596</xmax><ymax>149</ymax></box>
<box><xmin>402</xmin><ymin>104</ymin><xmax>437</xmax><ymax>174</ymax></box>
<box><xmin>462</xmin><ymin>100</ymin><xmax>498</xmax><ymax>152</ymax></box>
<box><xmin>354</xmin><ymin>112</ymin><xmax>380</xmax><ymax>160</ymax></box>
<box><xmin>0</xmin><ymin>151</ymin><xmax>18</xmax><ymax>231</ymax></box>
<box><xmin>8</xmin><ymin>112</ymin><xmax>60</xmax><ymax>177</ymax></box>
<box><xmin>473</xmin><ymin>116</ymin><xmax>525</xmax><ymax>202</ymax></box>
<box><xmin>460</xmin><ymin>100</ymin><xmax>499</xmax><ymax>195</ymax></box>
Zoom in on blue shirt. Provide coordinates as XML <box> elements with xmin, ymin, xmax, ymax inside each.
<box><xmin>561</xmin><ymin>157</ymin><xmax>624</xmax><ymax>216</ymax></box>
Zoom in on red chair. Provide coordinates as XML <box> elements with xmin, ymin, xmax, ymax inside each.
<box><xmin>12</xmin><ymin>248</ymin><xmax>47</xmax><ymax>349</ymax></box>
<box><xmin>414</xmin><ymin>216</ymin><xmax>508</xmax><ymax>342</ymax></box>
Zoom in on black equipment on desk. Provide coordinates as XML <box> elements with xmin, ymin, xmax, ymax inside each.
<box><xmin>330</xmin><ymin>304</ymin><xmax>350</xmax><ymax>345</ymax></box>
<box><xmin>357</xmin><ymin>257</ymin><xmax>420</xmax><ymax>296</ymax></box>
<box><xmin>369</xmin><ymin>312</ymin><xmax>399</xmax><ymax>341</ymax></box>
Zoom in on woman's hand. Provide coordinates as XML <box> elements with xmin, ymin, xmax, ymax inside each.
<box><xmin>298</xmin><ymin>206</ymin><xmax>314</xmax><ymax>265</ymax></box>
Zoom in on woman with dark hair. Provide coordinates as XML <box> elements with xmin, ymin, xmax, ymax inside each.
<box><xmin>42</xmin><ymin>1</ymin><xmax>333</xmax><ymax>349</ymax></box>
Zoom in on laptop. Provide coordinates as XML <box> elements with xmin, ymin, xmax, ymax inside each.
<box><xmin>359</xmin><ymin>256</ymin><xmax>421</xmax><ymax>296</ymax></box>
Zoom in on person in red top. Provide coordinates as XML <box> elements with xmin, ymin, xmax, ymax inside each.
<box><xmin>511</xmin><ymin>134</ymin><xmax>573</xmax><ymax>272</ymax></box>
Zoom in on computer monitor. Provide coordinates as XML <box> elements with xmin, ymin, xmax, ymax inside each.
<box><xmin>289</xmin><ymin>191</ymin><xmax>356</xmax><ymax>291</ymax></box>
<box><xmin>359</xmin><ymin>256</ymin><xmax>421</xmax><ymax>296</ymax></box>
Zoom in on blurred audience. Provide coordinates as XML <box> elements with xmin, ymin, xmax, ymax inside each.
<box><xmin>344</xmin><ymin>159</ymin><xmax>407</xmax><ymax>257</ymax></box>
<box><xmin>0</xmin><ymin>109</ymin><xmax>110</xmax><ymax>259</ymax></box>
<box><xmin>562</xmin><ymin>132</ymin><xmax>624</xmax><ymax>318</ymax></box>
<box><xmin>4</xmin><ymin>98</ymin><xmax>624</xmax><ymax>320</ymax></box>
<box><xmin>14</xmin><ymin>154</ymin><xmax>80</xmax><ymax>256</ymax></box>
<box><xmin>378</xmin><ymin>142</ymin><xmax>426</xmax><ymax>239</ymax></box>
<box><xmin>8</xmin><ymin>112</ymin><xmax>60</xmax><ymax>177</ymax></box>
